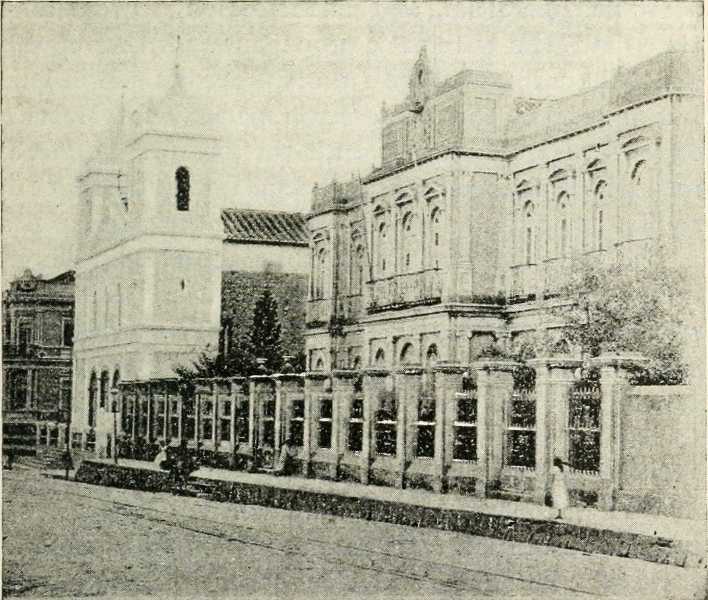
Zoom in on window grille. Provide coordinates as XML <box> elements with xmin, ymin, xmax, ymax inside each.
<box><xmin>169</xmin><ymin>398</ymin><xmax>180</xmax><ymax>439</ymax></box>
<box><xmin>235</xmin><ymin>396</ymin><xmax>249</xmax><ymax>444</ymax></box>
<box><xmin>153</xmin><ymin>396</ymin><xmax>166</xmax><ymax>440</ymax></box>
<box><xmin>261</xmin><ymin>393</ymin><xmax>276</xmax><ymax>447</ymax></box>
<box><xmin>200</xmin><ymin>398</ymin><xmax>214</xmax><ymax>442</ymax></box>
<box><xmin>99</xmin><ymin>371</ymin><xmax>109</xmax><ymax>409</ymax></box>
<box><xmin>453</xmin><ymin>392</ymin><xmax>477</xmax><ymax>461</ymax></box>
<box><xmin>415</xmin><ymin>394</ymin><xmax>435</xmax><ymax>458</ymax></box>
<box><xmin>375</xmin><ymin>392</ymin><xmax>397</xmax><ymax>456</ymax></box>
<box><xmin>290</xmin><ymin>397</ymin><xmax>305</xmax><ymax>447</ymax></box>
<box><xmin>183</xmin><ymin>398</ymin><xmax>195</xmax><ymax>441</ymax></box>
<box><xmin>505</xmin><ymin>388</ymin><xmax>536</xmax><ymax>468</ymax></box>
<box><xmin>568</xmin><ymin>382</ymin><xmax>601</xmax><ymax>473</ymax></box>
<box><xmin>348</xmin><ymin>395</ymin><xmax>364</xmax><ymax>453</ymax></box>
<box><xmin>318</xmin><ymin>397</ymin><xmax>333</xmax><ymax>449</ymax></box>
<box><xmin>220</xmin><ymin>399</ymin><xmax>232</xmax><ymax>442</ymax></box>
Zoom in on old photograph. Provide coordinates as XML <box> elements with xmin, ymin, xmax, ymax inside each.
<box><xmin>1</xmin><ymin>1</ymin><xmax>706</xmax><ymax>598</ymax></box>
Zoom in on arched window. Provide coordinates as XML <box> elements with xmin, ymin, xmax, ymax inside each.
<box><xmin>315</xmin><ymin>356</ymin><xmax>325</xmax><ymax>371</ymax></box>
<box><xmin>99</xmin><ymin>370</ymin><xmax>109</xmax><ymax>410</ymax></box>
<box><xmin>376</xmin><ymin>222</ymin><xmax>388</xmax><ymax>275</ymax></box>
<box><xmin>399</xmin><ymin>342</ymin><xmax>414</xmax><ymax>365</ymax></box>
<box><xmin>351</xmin><ymin>245</ymin><xmax>365</xmax><ymax>294</ymax></box>
<box><xmin>400</xmin><ymin>212</ymin><xmax>417</xmax><ymax>272</ymax></box>
<box><xmin>374</xmin><ymin>348</ymin><xmax>386</xmax><ymax>367</ymax></box>
<box><xmin>593</xmin><ymin>181</ymin><xmax>607</xmax><ymax>251</ymax></box>
<box><xmin>430</xmin><ymin>207</ymin><xmax>443</xmax><ymax>269</ymax></box>
<box><xmin>629</xmin><ymin>159</ymin><xmax>653</xmax><ymax>240</ymax></box>
<box><xmin>176</xmin><ymin>166</ymin><xmax>190</xmax><ymax>211</ymax></box>
<box><xmin>88</xmin><ymin>372</ymin><xmax>97</xmax><ymax>428</ymax></box>
<box><xmin>555</xmin><ymin>192</ymin><xmax>570</xmax><ymax>258</ymax></box>
<box><xmin>425</xmin><ymin>344</ymin><xmax>438</xmax><ymax>367</ymax></box>
<box><xmin>524</xmin><ymin>201</ymin><xmax>535</xmax><ymax>264</ymax></box>
<box><xmin>352</xmin><ymin>355</ymin><xmax>362</xmax><ymax>370</ymax></box>
<box><xmin>313</xmin><ymin>248</ymin><xmax>327</xmax><ymax>299</ymax></box>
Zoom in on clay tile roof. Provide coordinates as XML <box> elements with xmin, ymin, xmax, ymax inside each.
<box><xmin>221</xmin><ymin>208</ymin><xmax>308</xmax><ymax>246</ymax></box>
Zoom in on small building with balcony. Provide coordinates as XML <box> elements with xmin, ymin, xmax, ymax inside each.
<box><xmin>2</xmin><ymin>269</ymin><xmax>74</xmax><ymax>455</ymax></box>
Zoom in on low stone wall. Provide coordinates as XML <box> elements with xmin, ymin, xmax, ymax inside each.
<box><xmin>75</xmin><ymin>460</ymin><xmax>694</xmax><ymax>568</ymax></box>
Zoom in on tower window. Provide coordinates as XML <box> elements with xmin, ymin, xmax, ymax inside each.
<box><xmin>176</xmin><ymin>167</ymin><xmax>190</xmax><ymax>211</ymax></box>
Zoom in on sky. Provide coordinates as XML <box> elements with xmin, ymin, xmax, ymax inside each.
<box><xmin>1</xmin><ymin>1</ymin><xmax>702</xmax><ymax>287</ymax></box>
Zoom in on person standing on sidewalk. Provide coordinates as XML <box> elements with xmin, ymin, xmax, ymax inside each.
<box><xmin>551</xmin><ymin>457</ymin><xmax>569</xmax><ymax>519</ymax></box>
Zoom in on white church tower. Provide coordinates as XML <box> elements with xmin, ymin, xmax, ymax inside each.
<box><xmin>72</xmin><ymin>41</ymin><xmax>223</xmax><ymax>453</ymax></box>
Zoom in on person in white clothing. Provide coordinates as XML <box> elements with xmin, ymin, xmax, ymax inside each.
<box><xmin>551</xmin><ymin>457</ymin><xmax>570</xmax><ymax>519</ymax></box>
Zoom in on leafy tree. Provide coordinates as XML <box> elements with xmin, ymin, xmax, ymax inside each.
<box><xmin>250</xmin><ymin>288</ymin><xmax>283</xmax><ymax>373</ymax></box>
<box><xmin>555</xmin><ymin>253</ymin><xmax>692</xmax><ymax>385</ymax></box>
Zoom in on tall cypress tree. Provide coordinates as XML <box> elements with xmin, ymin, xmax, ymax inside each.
<box><xmin>250</xmin><ymin>288</ymin><xmax>283</xmax><ymax>373</ymax></box>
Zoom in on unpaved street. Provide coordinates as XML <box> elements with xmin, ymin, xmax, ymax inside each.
<box><xmin>2</xmin><ymin>469</ymin><xmax>705</xmax><ymax>599</ymax></box>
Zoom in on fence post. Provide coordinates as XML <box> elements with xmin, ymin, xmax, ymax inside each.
<box><xmin>432</xmin><ymin>362</ymin><xmax>465</xmax><ymax>493</ymax></box>
<box><xmin>590</xmin><ymin>352</ymin><xmax>646</xmax><ymax>510</ymax></box>
<box><xmin>303</xmin><ymin>372</ymin><xmax>328</xmax><ymax>477</ymax></box>
<box><xmin>361</xmin><ymin>368</ymin><xmax>389</xmax><ymax>485</ymax></box>
<box><xmin>528</xmin><ymin>357</ymin><xmax>581</xmax><ymax>504</ymax></box>
<box><xmin>394</xmin><ymin>366</ymin><xmax>422</xmax><ymax>489</ymax></box>
<box><xmin>332</xmin><ymin>370</ymin><xmax>357</xmax><ymax>480</ymax></box>
<box><xmin>471</xmin><ymin>359</ymin><xmax>519</xmax><ymax>497</ymax></box>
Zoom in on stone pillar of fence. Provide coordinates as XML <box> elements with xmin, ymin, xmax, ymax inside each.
<box><xmin>590</xmin><ymin>352</ymin><xmax>647</xmax><ymax>510</ymax></box>
<box><xmin>394</xmin><ymin>366</ymin><xmax>422</xmax><ymax>489</ymax></box>
<box><xmin>303</xmin><ymin>372</ymin><xmax>329</xmax><ymax>477</ymax></box>
<box><xmin>471</xmin><ymin>359</ymin><xmax>519</xmax><ymax>496</ymax></box>
<box><xmin>332</xmin><ymin>369</ymin><xmax>358</xmax><ymax>479</ymax></box>
<box><xmin>527</xmin><ymin>357</ymin><xmax>581</xmax><ymax>504</ymax></box>
<box><xmin>273</xmin><ymin>373</ymin><xmax>305</xmax><ymax>460</ymax></box>
<box><xmin>361</xmin><ymin>368</ymin><xmax>389</xmax><ymax>485</ymax></box>
<box><xmin>249</xmin><ymin>375</ymin><xmax>274</xmax><ymax>464</ymax></box>
<box><xmin>433</xmin><ymin>362</ymin><xmax>465</xmax><ymax>493</ymax></box>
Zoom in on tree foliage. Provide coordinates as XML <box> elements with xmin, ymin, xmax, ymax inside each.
<box><xmin>174</xmin><ymin>287</ymin><xmax>301</xmax><ymax>381</ymax></box>
<box><xmin>555</xmin><ymin>253</ymin><xmax>692</xmax><ymax>384</ymax></box>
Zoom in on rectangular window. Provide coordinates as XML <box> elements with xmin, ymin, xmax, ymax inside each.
<box><xmin>453</xmin><ymin>393</ymin><xmax>477</xmax><ymax>461</ymax></box>
<box><xmin>375</xmin><ymin>392</ymin><xmax>397</xmax><ymax>457</ymax></box>
<box><xmin>183</xmin><ymin>398</ymin><xmax>195</xmax><ymax>441</ymax></box>
<box><xmin>236</xmin><ymin>396</ymin><xmax>249</xmax><ymax>444</ymax></box>
<box><xmin>169</xmin><ymin>398</ymin><xmax>180</xmax><ymax>439</ymax></box>
<box><xmin>18</xmin><ymin>323</ymin><xmax>32</xmax><ymax>357</ymax></box>
<box><xmin>152</xmin><ymin>396</ymin><xmax>166</xmax><ymax>440</ymax></box>
<box><xmin>200</xmin><ymin>399</ymin><xmax>214</xmax><ymax>442</ymax></box>
<box><xmin>348</xmin><ymin>396</ymin><xmax>364</xmax><ymax>453</ymax></box>
<box><xmin>220</xmin><ymin>399</ymin><xmax>232</xmax><ymax>442</ymax></box>
<box><xmin>415</xmin><ymin>394</ymin><xmax>435</xmax><ymax>458</ymax></box>
<box><xmin>60</xmin><ymin>378</ymin><xmax>72</xmax><ymax>412</ymax></box>
<box><xmin>568</xmin><ymin>383</ymin><xmax>601</xmax><ymax>473</ymax></box>
<box><xmin>290</xmin><ymin>397</ymin><xmax>305</xmax><ymax>447</ymax></box>
<box><xmin>7</xmin><ymin>370</ymin><xmax>28</xmax><ymax>410</ymax></box>
<box><xmin>505</xmin><ymin>389</ymin><xmax>536</xmax><ymax>468</ymax></box>
<box><xmin>261</xmin><ymin>394</ymin><xmax>276</xmax><ymax>448</ymax></box>
<box><xmin>318</xmin><ymin>397</ymin><xmax>333</xmax><ymax>449</ymax></box>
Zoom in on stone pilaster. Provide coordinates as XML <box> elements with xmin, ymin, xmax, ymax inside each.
<box><xmin>332</xmin><ymin>370</ymin><xmax>358</xmax><ymax>479</ymax></box>
<box><xmin>361</xmin><ymin>368</ymin><xmax>389</xmax><ymax>485</ymax></box>
<box><xmin>432</xmin><ymin>362</ymin><xmax>466</xmax><ymax>493</ymax></box>
<box><xmin>394</xmin><ymin>366</ymin><xmax>423</xmax><ymax>489</ymax></box>
<box><xmin>590</xmin><ymin>352</ymin><xmax>647</xmax><ymax>510</ymax></box>
<box><xmin>303</xmin><ymin>372</ymin><xmax>329</xmax><ymax>477</ymax></box>
<box><xmin>528</xmin><ymin>357</ymin><xmax>581</xmax><ymax>504</ymax></box>
<box><xmin>471</xmin><ymin>359</ymin><xmax>519</xmax><ymax>497</ymax></box>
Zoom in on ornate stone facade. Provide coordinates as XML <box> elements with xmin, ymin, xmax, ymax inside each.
<box><xmin>305</xmin><ymin>46</ymin><xmax>703</xmax><ymax>373</ymax></box>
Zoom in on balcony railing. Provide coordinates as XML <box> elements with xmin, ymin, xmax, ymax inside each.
<box><xmin>367</xmin><ymin>269</ymin><xmax>442</xmax><ymax>313</ymax></box>
<box><xmin>2</xmin><ymin>343</ymin><xmax>71</xmax><ymax>360</ymax></box>
<box><xmin>306</xmin><ymin>298</ymin><xmax>332</xmax><ymax>327</ymax></box>
<box><xmin>509</xmin><ymin>264</ymin><xmax>538</xmax><ymax>303</ymax></box>
<box><xmin>543</xmin><ymin>257</ymin><xmax>572</xmax><ymax>297</ymax></box>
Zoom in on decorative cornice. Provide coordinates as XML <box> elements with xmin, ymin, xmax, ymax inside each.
<box><xmin>363</xmin><ymin>367</ymin><xmax>390</xmax><ymax>377</ymax></box>
<box><xmin>303</xmin><ymin>371</ymin><xmax>331</xmax><ymax>381</ymax></box>
<box><xmin>527</xmin><ymin>356</ymin><xmax>583</xmax><ymax>370</ymax></box>
<box><xmin>394</xmin><ymin>365</ymin><xmax>424</xmax><ymax>376</ymax></box>
<box><xmin>589</xmin><ymin>352</ymin><xmax>648</xmax><ymax>370</ymax></box>
<box><xmin>432</xmin><ymin>362</ymin><xmax>466</xmax><ymax>374</ymax></box>
<box><xmin>331</xmin><ymin>369</ymin><xmax>362</xmax><ymax>379</ymax></box>
<box><xmin>271</xmin><ymin>373</ymin><xmax>305</xmax><ymax>382</ymax></box>
<box><xmin>471</xmin><ymin>359</ymin><xmax>521</xmax><ymax>373</ymax></box>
